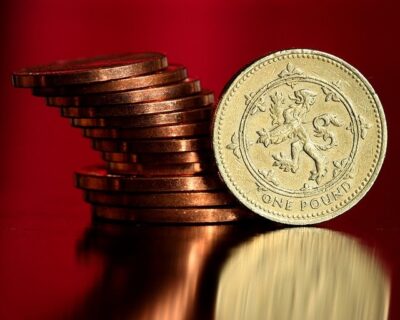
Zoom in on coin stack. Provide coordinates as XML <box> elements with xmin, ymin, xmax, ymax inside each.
<box><xmin>12</xmin><ymin>52</ymin><xmax>253</xmax><ymax>223</ymax></box>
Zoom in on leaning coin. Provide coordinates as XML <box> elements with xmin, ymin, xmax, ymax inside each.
<box><xmin>32</xmin><ymin>65</ymin><xmax>186</xmax><ymax>96</ymax></box>
<box><xmin>46</xmin><ymin>79</ymin><xmax>201</xmax><ymax>106</ymax></box>
<box><xmin>93</xmin><ymin>206</ymin><xmax>253</xmax><ymax>223</ymax></box>
<box><xmin>92</xmin><ymin>137</ymin><xmax>211</xmax><ymax>153</ymax></box>
<box><xmin>60</xmin><ymin>91</ymin><xmax>214</xmax><ymax>117</ymax></box>
<box><xmin>85</xmin><ymin>190</ymin><xmax>236</xmax><ymax>207</ymax></box>
<box><xmin>71</xmin><ymin>107</ymin><xmax>212</xmax><ymax>128</ymax></box>
<box><xmin>213</xmin><ymin>49</ymin><xmax>387</xmax><ymax>225</ymax></box>
<box><xmin>75</xmin><ymin>166</ymin><xmax>224</xmax><ymax>192</ymax></box>
<box><xmin>102</xmin><ymin>151</ymin><xmax>213</xmax><ymax>164</ymax></box>
<box><xmin>84</xmin><ymin>122</ymin><xmax>211</xmax><ymax>139</ymax></box>
<box><xmin>12</xmin><ymin>52</ymin><xmax>168</xmax><ymax>87</ymax></box>
<box><xmin>106</xmin><ymin>161</ymin><xmax>214</xmax><ymax>175</ymax></box>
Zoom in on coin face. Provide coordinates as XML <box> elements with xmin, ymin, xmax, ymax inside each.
<box><xmin>213</xmin><ymin>49</ymin><xmax>387</xmax><ymax>224</ymax></box>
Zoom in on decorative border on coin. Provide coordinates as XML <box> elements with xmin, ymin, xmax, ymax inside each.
<box><xmin>238</xmin><ymin>74</ymin><xmax>359</xmax><ymax>198</ymax></box>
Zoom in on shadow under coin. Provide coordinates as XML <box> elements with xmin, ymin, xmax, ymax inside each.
<box><xmin>215</xmin><ymin>228</ymin><xmax>390</xmax><ymax>320</ymax></box>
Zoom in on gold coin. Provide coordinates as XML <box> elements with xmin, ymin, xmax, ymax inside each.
<box><xmin>213</xmin><ymin>49</ymin><xmax>387</xmax><ymax>225</ymax></box>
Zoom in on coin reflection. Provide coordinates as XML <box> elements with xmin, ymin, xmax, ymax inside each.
<box><xmin>74</xmin><ymin>223</ymin><xmax>258</xmax><ymax>320</ymax></box>
<box><xmin>215</xmin><ymin>228</ymin><xmax>390</xmax><ymax>320</ymax></box>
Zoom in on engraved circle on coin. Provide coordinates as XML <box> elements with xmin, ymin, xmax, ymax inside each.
<box><xmin>213</xmin><ymin>49</ymin><xmax>387</xmax><ymax>224</ymax></box>
<box><xmin>238</xmin><ymin>74</ymin><xmax>359</xmax><ymax>197</ymax></box>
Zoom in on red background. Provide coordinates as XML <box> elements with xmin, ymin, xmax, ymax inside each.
<box><xmin>0</xmin><ymin>0</ymin><xmax>399</xmax><ymax>319</ymax></box>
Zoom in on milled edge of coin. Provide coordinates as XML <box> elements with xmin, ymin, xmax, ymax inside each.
<box><xmin>101</xmin><ymin>151</ymin><xmax>214</xmax><ymax>164</ymax></box>
<box><xmin>75</xmin><ymin>166</ymin><xmax>224</xmax><ymax>192</ymax></box>
<box><xmin>71</xmin><ymin>107</ymin><xmax>213</xmax><ymax>128</ymax></box>
<box><xmin>84</xmin><ymin>122</ymin><xmax>211</xmax><ymax>139</ymax></box>
<box><xmin>212</xmin><ymin>48</ymin><xmax>387</xmax><ymax>225</ymax></box>
<box><xmin>46</xmin><ymin>79</ymin><xmax>201</xmax><ymax>106</ymax></box>
<box><xmin>85</xmin><ymin>190</ymin><xmax>237</xmax><ymax>207</ymax></box>
<box><xmin>12</xmin><ymin>52</ymin><xmax>168</xmax><ymax>87</ymax></box>
<box><xmin>106</xmin><ymin>161</ymin><xmax>214</xmax><ymax>175</ymax></box>
<box><xmin>59</xmin><ymin>90</ymin><xmax>214</xmax><ymax>117</ymax></box>
<box><xmin>93</xmin><ymin>206</ymin><xmax>253</xmax><ymax>223</ymax></box>
<box><xmin>32</xmin><ymin>65</ymin><xmax>187</xmax><ymax>96</ymax></box>
<box><xmin>92</xmin><ymin>137</ymin><xmax>211</xmax><ymax>153</ymax></box>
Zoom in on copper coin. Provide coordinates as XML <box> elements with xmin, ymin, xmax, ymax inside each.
<box><xmin>12</xmin><ymin>52</ymin><xmax>168</xmax><ymax>87</ymax></box>
<box><xmin>46</xmin><ymin>79</ymin><xmax>201</xmax><ymax>106</ymax></box>
<box><xmin>60</xmin><ymin>91</ymin><xmax>214</xmax><ymax>118</ymax></box>
<box><xmin>75</xmin><ymin>166</ymin><xmax>224</xmax><ymax>192</ymax></box>
<box><xmin>85</xmin><ymin>190</ymin><xmax>237</xmax><ymax>207</ymax></box>
<box><xmin>102</xmin><ymin>151</ymin><xmax>213</xmax><ymax>164</ymax></box>
<box><xmin>107</xmin><ymin>161</ymin><xmax>215</xmax><ymax>175</ymax></box>
<box><xmin>84</xmin><ymin>122</ymin><xmax>211</xmax><ymax>139</ymax></box>
<box><xmin>32</xmin><ymin>65</ymin><xmax>186</xmax><ymax>96</ymax></box>
<box><xmin>71</xmin><ymin>107</ymin><xmax>212</xmax><ymax>128</ymax></box>
<box><xmin>92</xmin><ymin>205</ymin><xmax>252</xmax><ymax>223</ymax></box>
<box><xmin>92</xmin><ymin>137</ymin><xmax>211</xmax><ymax>153</ymax></box>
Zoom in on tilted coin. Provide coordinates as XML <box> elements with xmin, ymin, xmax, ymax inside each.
<box><xmin>75</xmin><ymin>166</ymin><xmax>224</xmax><ymax>192</ymax></box>
<box><xmin>12</xmin><ymin>52</ymin><xmax>168</xmax><ymax>87</ymax></box>
<box><xmin>107</xmin><ymin>161</ymin><xmax>214</xmax><ymax>175</ymax></box>
<box><xmin>85</xmin><ymin>190</ymin><xmax>237</xmax><ymax>207</ymax></box>
<box><xmin>59</xmin><ymin>91</ymin><xmax>214</xmax><ymax>118</ymax></box>
<box><xmin>46</xmin><ymin>79</ymin><xmax>201</xmax><ymax>106</ymax></box>
<box><xmin>84</xmin><ymin>122</ymin><xmax>211</xmax><ymax>139</ymax></box>
<box><xmin>102</xmin><ymin>151</ymin><xmax>213</xmax><ymax>164</ymax></box>
<box><xmin>92</xmin><ymin>137</ymin><xmax>211</xmax><ymax>153</ymax></box>
<box><xmin>32</xmin><ymin>65</ymin><xmax>186</xmax><ymax>96</ymax></box>
<box><xmin>71</xmin><ymin>107</ymin><xmax>212</xmax><ymax>128</ymax></box>
<box><xmin>93</xmin><ymin>206</ymin><xmax>253</xmax><ymax>223</ymax></box>
<box><xmin>213</xmin><ymin>49</ymin><xmax>387</xmax><ymax>225</ymax></box>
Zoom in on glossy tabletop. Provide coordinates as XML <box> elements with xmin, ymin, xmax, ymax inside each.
<box><xmin>0</xmin><ymin>196</ymin><xmax>399</xmax><ymax>319</ymax></box>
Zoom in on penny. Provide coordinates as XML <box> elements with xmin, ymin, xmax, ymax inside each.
<box><xmin>213</xmin><ymin>49</ymin><xmax>387</xmax><ymax>225</ymax></box>
<box><xmin>32</xmin><ymin>65</ymin><xmax>186</xmax><ymax>96</ymax></box>
<box><xmin>71</xmin><ymin>107</ymin><xmax>212</xmax><ymax>128</ymax></box>
<box><xmin>84</xmin><ymin>122</ymin><xmax>211</xmax><ymax>139</ymax></box>
<box><xmin>85</xmin><ymin>190</ymin><xmax>237</xmax><ymax>207</ymax></box>
<box><xmin>12</xmin><ymin>52</ymin><xmax>168</xmax><ymax>87</ymax></box>
<box><xmin>92</xmin><ymin>137</ymin><xmax>211</xmax><ymax>153</ymax></box>
<box><xmin>93</xmin><ymin>206</ymin><xmax>252</xmax><ymax>223</ymax></box>
<box><xmin>102</xmin><ymin>151</ymin><xmax>213</xmax><ymax>164</ymax></box>
<box><xmin>107</xmin><ymin>161</ymin><xmax>214</xmax><ymax>175</ymax></box>
<box><xmin>59</xmin><ymin>91</ymin><xmax>214</xmax><ymax>118</ymax></box>
<box><xmin>75</xmin><ymin>166</ymin><xmax>224</xmax><ymax>192</ymax></box>
<box><xmin>46</xmin><ymin>79</ymin><xmax>201</xmax><ymax>106</ymax></box>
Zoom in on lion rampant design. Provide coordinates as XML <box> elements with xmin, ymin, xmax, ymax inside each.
<box><xmin>256</xmin><ymin>89</ymin><xmax>343</xmax><ymax>185</ymax></box>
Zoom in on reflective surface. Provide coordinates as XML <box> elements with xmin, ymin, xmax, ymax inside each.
<box><xmin>216</xmin><ymin>228</ymin><xmax>390</xmax><ymax>320</ymax></box>
<box><xmin>0</xmin><ymin>205</ymin><xmax>398</xmax><ymax>319</ymax></box>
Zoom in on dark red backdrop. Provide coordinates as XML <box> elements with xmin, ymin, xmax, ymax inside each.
<box><xmin>0</xmin><ymin>0</ymin><xmax>399</xmax><ymax>319</ymax></box>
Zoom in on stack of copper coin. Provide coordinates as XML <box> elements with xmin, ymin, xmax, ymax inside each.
<box><xmin>12</xmin><ymin>52</ymin><xmax>253</xmax><ymax>223</ymax></box>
